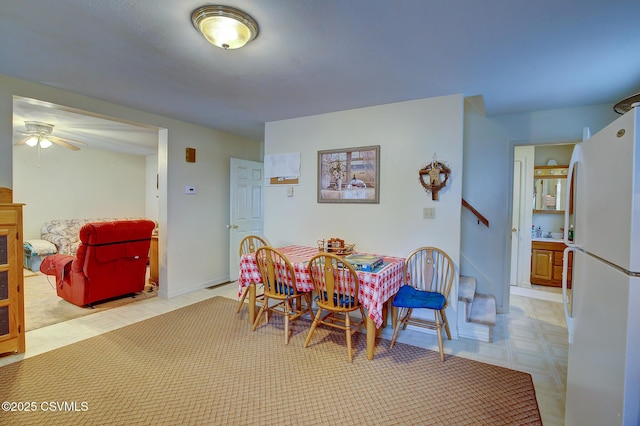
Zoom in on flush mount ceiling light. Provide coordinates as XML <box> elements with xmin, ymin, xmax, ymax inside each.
<box><xmin>614</xmin><ymin>92</ymin><xmax>640</xmax><ymax>114</ymax></box>
<box><xmin>191</xmin><ymin>5</ymin><xmax>259</xmax><ymax>50</ymax></box>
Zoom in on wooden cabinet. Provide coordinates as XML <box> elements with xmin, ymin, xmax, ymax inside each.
<box><xmin>0</xmin><ymin>202</ymin><xmax>25</xmax><ymax>355</ymax></box>
<box><xmin>531</xmin><ymin>240</ymin><xmax>572</xmax><ymax>288</ymax></box>
<box><xmin>531</xmin><ymin>248</ymin><xmax>553</xmax><ymax>281</ymax></box>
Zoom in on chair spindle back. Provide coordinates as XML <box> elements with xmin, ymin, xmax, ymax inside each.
<box><xmin>405</xmin><ymin>247</ymin><xmax>454</xmax><ymax>299</ymax></box>
<box><xmin>308</xmin><ymin>253</ymin><xmax>360</xmax><ymax>311</ymax></box>
<box><xmin>255</xmin><ymin>246</ymin><xmax>298</xmax><ymax>298</ymax></box>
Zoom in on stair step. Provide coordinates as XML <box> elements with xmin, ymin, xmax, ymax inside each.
<box><xmin>458</xmin><ymin>275</ymin><xmax>476</xmax><ymax>304</ymax></box>
<box><xmin>456</xmin><ymin>275</ymin><xmax>496</xmax><ymax>343</ymax></box>
<box><xmin>468</xmin><ymin>293</ymin><xmax>496</xmax><ymax>327</ymax></box>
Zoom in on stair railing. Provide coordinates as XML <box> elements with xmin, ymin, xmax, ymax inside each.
<box><xmin>462</xmin><ymin>198</ymin><xmax>489</xmax><ymax>227</ymax></box>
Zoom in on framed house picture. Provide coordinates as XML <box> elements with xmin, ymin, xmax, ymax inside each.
<box><xmin>317</xmin><ymin>145</ymin><xmax>380</xmax><ymax>203</ymax></box>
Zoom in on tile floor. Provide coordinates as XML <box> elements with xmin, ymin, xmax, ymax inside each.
<box><xmin>1</xmin><ymin>283</ymin><xmax>568</xmax><ymax>426</ymax></box>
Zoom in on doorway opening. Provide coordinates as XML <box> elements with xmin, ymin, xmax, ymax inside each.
<box><xmin>12</xmin><ymin>96</ymin><xmax>163</xmax><ymax>328</ymax></box>
<box><xmin>510</xmin><ymin>143</ymin><xmax>575</xmax><ymax>303</ymax></box>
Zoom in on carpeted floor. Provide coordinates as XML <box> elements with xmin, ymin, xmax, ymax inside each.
<box><xmin>23</xmin><ymin>269</ymin><xmax>157</xmax><ymax>331</ymax></box>
<box><xmin>0</xmin><ymin>296</ymin><xmax>541</xmax><ymax>425</ymax></box>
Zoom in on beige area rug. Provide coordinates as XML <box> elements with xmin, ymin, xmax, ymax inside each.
<box><xmin>0</xmin><ymin>297</ymin><xmax>541</xmax><ymax>426</ymax></box>
<box><xmin>23</xmin><ymin>269</ymin><xmax>157</xmax><ymax>331</ymax></box>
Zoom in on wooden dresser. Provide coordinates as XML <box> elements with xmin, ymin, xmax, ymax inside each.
<box><xmin>531</xmin><ymin>240</ymin><xmax>572</xmax><ymax>288</ymax></box>
<box><xmin>0</xmin><ymin>190</ymin><xmax>26</xmax><ymax>354</ymax></box>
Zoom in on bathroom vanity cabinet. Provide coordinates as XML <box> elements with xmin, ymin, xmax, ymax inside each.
<box><xmin>531</xmin><ymin>240</ymin><xmax>572</xmax><ymax>288</ymax></box>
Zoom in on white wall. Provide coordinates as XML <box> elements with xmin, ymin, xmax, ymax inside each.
<box><xmin>13</xmin><ymin>145</ymin><xmax>147</xmax><ymax>240</ymax></box>
<box><xmin>265</xmin><ymin>95</ymin><xmax>464</xmax><ymax>334</ymax></box>
<box><xmin>162</xmin><ymin>122</ymin><xmax>260</xmax><ymax>295</ymax></box>
<box><xmin>0</xmin><ymin>75</ymin><xmax>262</xmax><ymax>299</ymax></box>
<box><xmin>462</xmin><ymin>103</ymin><xmax>619</xmax><ymax>312</ymax></box>
<box><xmin>145</xmin><ymin>153</ymin><xmax>159</xmax><ymax>222</ymax></box>
<box><xmin>535</xmin><ymin>144</ymin><xmax>574</xmax><ymax>166</ymax></box>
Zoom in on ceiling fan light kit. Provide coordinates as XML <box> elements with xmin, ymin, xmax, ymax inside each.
<box><xmin>191</xmin><ymin>5</ymin><xmax>258</xmax><ymax>50</ymax></box>
<box><xmin>26</xmin><ymin>137</ymin><xmax>52</xmax><ymax>148</ymax></box>
<box><xmin>22</xmin><ymin>121</ymin><xmax>53</xmax><ymax>148</ymax></box>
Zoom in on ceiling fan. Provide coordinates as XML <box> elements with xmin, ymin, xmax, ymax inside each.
<box><xmin>14</xmin><ymin>121</ymin><xmax>87</xmax><ymax>151</ymax></box>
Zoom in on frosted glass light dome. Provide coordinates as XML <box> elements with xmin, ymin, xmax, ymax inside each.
<box><xmin>192</xmin><ymin>5</ymin><xmax>258</xmax><ymax>50</ymax></box>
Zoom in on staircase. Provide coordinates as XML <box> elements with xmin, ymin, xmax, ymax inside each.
<box><xmin>457</xmin><ymin>275</ymin><xmax>496</xmax><ymax>342</ymax></box>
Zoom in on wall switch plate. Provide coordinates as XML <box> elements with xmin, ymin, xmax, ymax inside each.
<box><xmin>287</xmin><ymin>186</ymin><xmax>294</xmax><ymax>197</ymax></box>
<box><xmin>423</xmin><ymin>207</ymin><xmax>435</xmax><ymax>219</ymax></box>
<box><xmin>185</xmin><ymin>185</ymin><xmax>197</xmax><ymax>194</ymax></box>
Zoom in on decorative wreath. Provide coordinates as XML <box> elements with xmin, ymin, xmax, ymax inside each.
<box><xmin>418</xmin><ymin>160</ymin><xmax>451</xmax><ymax>200</ymax></box>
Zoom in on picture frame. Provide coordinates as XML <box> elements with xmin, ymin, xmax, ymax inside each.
<box><xmin>317</xmin><ymin>145</ymin><xmax>380</xmax><ymax>203</ymax></box>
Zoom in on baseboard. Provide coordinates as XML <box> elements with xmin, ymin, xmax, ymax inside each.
<box><xmin>457</xmin><ymin>322</ymin><xmax>493</xmax><ymax>343</ymax></box>
<box><xmin>163</xmin><ymin>276</ymin><xmax>230</xmax><ymax>298</ymax></box>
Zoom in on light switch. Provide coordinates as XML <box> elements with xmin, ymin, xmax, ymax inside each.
<box><xmin>287</xmin><ymin>187</ymin><xmax>294</xmax><ymax>197</ymax></box>
<box><xmin>423</xmin><ymin>207</ymin><xmax>435</xmax><ymax>219</ymax></box>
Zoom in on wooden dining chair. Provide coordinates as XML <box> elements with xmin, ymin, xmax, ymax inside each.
<box><xmin>236</xmin><ymin>235</ymin><xmax>268</xmax><ymax>313</ymax></box>
<box><xmin>252</xmin><ymin>246</ymin><xmax>313</xmax><ymax>344</ymax></box>
<box><xmin>304</xmin><ymin>252</ymin><xmax>366</xmax><ymax>362</ymax></box>
<box><xmin>389</xmin><ymin>247</ymin><xmax>454</xmax><ymax>361</ymax></box>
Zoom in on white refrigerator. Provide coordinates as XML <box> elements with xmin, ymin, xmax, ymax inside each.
<box><xmin>563</xmin><ymin>106</ymin><xmax>640</xmax><ymax>426</ymax></box>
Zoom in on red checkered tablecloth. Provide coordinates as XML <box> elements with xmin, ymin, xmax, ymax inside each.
<box><xmin>238</xmin><ymin>245</ymin><xmax>405</xmax><ymax>327</ymax></box>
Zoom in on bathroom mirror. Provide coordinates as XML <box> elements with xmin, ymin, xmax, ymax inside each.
<box><xmin>533</xmin><ymin>166</ymin><xmax>568</xmax><ymax>212</ymax></box>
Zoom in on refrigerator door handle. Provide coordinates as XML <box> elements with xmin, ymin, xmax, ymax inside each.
<box><xmin>562</xmin><ymin>246</ymin><xmax>575</xmax><ymax>344</ymax></box>
<box><xmin>564</xmin><ymin>143</ymin><xmax>583</xmax><ymax>247</ymax></box>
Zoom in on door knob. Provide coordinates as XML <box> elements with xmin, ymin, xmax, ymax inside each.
<box><xmin>512</xmin><ymin>228</ymin><xmax>517</xmax><ymax>232</ymax></box>
<box><xmin>226</xmin><ymin>224</ymin><xmax>238</xmax><ymax>229</ymax></box>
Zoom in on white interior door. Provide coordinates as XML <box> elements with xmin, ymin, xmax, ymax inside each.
<box><xmin>511</xmin><ymin>145</ymin><xmax>535</xmax><ymax>287</ymax></box>
<box><xmin>229</xmin><ymin>158</ymin><xmax>264</xmax><ymax>281</ymax></box>
<box><xmin>510</xmin><ymin>160</ymin><xmax>522</xmax><ymax>286</ymax></box>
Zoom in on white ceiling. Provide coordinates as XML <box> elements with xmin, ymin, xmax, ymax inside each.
<box><xmin>2</xmin><ymin>0</ymin><xmax>640</xmax><ymax>152</ymax></box>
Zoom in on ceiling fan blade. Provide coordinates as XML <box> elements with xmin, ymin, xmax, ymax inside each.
<box><xmin>14</xmin><ymin>136</ymin><xmax>30</xmax><ymax>146</ymax></box>
<box><xmin>52</xmin><ymin>135</ymin><xmax>87</xmax><ymax>146</ymax></box>
<box><xmin>50</xmin><ymin>138</ymin><xmax>81</xmax><ymax>151</ymax></box>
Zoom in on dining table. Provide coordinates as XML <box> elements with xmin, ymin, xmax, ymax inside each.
<box><xmin>237</xmin><ymin>245</ymin><xmax>405</xmax><ymax>360</ymax></box>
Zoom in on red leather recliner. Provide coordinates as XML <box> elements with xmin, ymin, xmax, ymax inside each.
<box><xmin>40</xmin><ymin>220</ymin><xmax>155</xmax><ymax>307</ymax></box>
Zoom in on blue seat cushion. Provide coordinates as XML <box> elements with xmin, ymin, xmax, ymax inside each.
<box><xmin>265</xmin><ymin>281</ymin><xmax>295</xmax><ymax>295</ymax></box>
<box><xmin>334</xmin><ymin>294</ymin><xmax>355</xmax><ymax>307</ymax></box>
<box><xmin>316</xmin><ymin>292</ymin><xmax>355</xmax><ymax>307</ymax></box>
<box><xmin>277</xmin><ymin>282</ymin><xmax>295</xmax><ymax>295</ymax></box>
<box><xmin>393</xmin><ymin>285</ymin><xmax>446</xmax><ymax>310</ymax></box>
